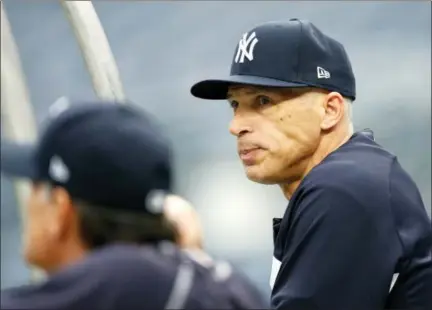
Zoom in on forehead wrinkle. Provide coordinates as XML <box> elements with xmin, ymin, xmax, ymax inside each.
<box><xmin>228</xmin><ymin>85</ymin><xmax>307</xmax><ymax>99</ymax></box>
<box><xmin>227</xmin><ymin>86</ymin><xmax>260</xmax><ymax>99</ymax></box>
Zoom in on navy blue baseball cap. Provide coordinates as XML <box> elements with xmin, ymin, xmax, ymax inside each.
<box><xmin>1</xmin><ymin>99</ymin><xmax>172</xmax><ymax>214</ymax></box>
<box><xmin>191</xmin><ymin>19</ymin><xmax>356</xmax><ymax>100</ymax></box>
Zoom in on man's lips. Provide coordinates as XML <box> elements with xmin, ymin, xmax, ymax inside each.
<box><xmin>239</xmin><ymin>147</ymin><xmax>260</xmax><ymax>155</ymax></box>
<box><xmin>238</xmin><ymin>147</ymin><xmax>262</xmax><ymax>165</ymax></box>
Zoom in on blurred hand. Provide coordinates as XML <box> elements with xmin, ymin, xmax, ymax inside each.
<box><xmin>164</xmin><ymin>195</ymin><xmax>204</xmax><ymax>250</ymax></box>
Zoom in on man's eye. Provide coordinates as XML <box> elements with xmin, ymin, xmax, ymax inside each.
<box><xmin>229</xmin><ymin>100</ymin><xmax>239</xmax><ymax>110</ymax></box>
<box><xmin>257</xmin><ymin>95</ymin><xmax>272</xmax><ymax>106</ymax></box>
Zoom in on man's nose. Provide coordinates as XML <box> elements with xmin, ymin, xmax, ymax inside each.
<box><xmin>229</xmin><ymin>115</ymin><xmax>252</xmax><ymax>137</ymax></box>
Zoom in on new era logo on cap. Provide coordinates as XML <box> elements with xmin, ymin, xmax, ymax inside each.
<box><xmin>317</xmin><ymin>66</ymin><xmax>330</xmax><ymax>79</ymax></box>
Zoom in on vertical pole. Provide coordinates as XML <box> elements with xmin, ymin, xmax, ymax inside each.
<box><xmin>1</xmin><ymin>2</ymin><xmax>45</xmax><ymax>282</ymax></box>
<box><xmin>1</xmin><ymin>0</ymin><xmax>127</xmax><ymax>283</ymax></box>
<box><xmin>59</xmin><ymin>0</ymin><xmax>126</xmax><ymax>101</ymax></box>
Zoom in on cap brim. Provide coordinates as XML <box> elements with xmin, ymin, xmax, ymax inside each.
<box><xmin>190</xmin><ymin>75</ymin><xmax>309</xmax><ymax>100</ymax></box>
<box><xmin>1</xmin><ymin>140</ymin><xmax>39</xmax><ymax>180</ymax></box>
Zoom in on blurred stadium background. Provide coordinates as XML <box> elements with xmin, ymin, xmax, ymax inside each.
<box><xmin>1</xmin><ymin>0</ymin><xmax>431</xmax><ymax>297</ymax></box>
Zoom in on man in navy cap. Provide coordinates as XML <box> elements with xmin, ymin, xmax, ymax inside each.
<box><xmin>0</xmin><ymin>99</ymin><xmax>263</xmax><ymax>309</ymax></box>
<box><xmin>190</xmin><ymin>19</ymin><xmax>432</xmax><ymax>309</ymax></box>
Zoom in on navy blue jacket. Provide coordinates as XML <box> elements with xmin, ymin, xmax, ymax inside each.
<box><xmin>271</xmin><ymin>130</ymin><xmax>432</xmax><ymax>309</ymax></box>
<box><xmin>1</xmin><ymin>243</ymin><xmax>267</xmax><ymax>309</ymax></box>
<box><xmin>183</xmin><ymin>249</ymin><xmax>269</xmax><ymax>309</ymax></box>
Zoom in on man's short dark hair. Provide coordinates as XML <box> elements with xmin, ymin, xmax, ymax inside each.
<box><xmin>73</xmin><ymin>198</ymin><xmax>178</xmax><ymax>249</ymax></box>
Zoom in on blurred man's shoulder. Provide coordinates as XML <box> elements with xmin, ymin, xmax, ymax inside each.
<box><xmin>185</xmin><ymin>251</ymin><xmax>269</xmax><ymax>308</ymax></box>
<box><xmin>1</xmin><ymin>243</ymin><xmax>234</xmax><ymax>309</ymax></box>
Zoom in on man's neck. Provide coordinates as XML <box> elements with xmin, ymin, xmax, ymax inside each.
<box><xmin>281</xmin><ymin>126</ymin><xmax>353</xmax><ymax>200</ymax></box>
<box><xmin>43</xmin><ymin>242</ymin><xmax>88</xmax><ymax>275</ymax></box>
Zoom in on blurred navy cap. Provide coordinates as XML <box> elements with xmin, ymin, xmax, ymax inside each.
<box><xmin>191</xmin><ymin>18</ymin><xmax>356</xmax><ymax>100</ymax></box>
<box><xmin>1</xmin><ymin>99</ymin><xmax>172</xmax><ymax>214</ymax></box>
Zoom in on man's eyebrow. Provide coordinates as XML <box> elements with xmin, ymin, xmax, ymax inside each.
<box><xmin>227</xmin><ymin>88</ymin><xmax>261</xmax><ymax>98</ymax></box>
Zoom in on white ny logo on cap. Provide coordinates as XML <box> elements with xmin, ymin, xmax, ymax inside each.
<box><xmin>235</xmin><ymin>32</ymin><xmax>259</xmax><ymax>64</ymax></box>
<box><xmin>49</xmin><ymin>155</ymin><xmax>70</xmax><ymax>183</ymax></box>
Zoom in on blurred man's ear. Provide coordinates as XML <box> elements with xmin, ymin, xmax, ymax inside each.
<box><xmin>50</xmin><ymin>186</ymin><xmax>76</xmax><ymax>239</ymax></box>
<box><xmin>50</xmin><ymin>186</ymin><xmax>71</xmax><ymax>207</ymax></box>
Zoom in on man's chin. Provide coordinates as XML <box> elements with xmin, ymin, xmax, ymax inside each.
<box><xmin>244</xmin><ymin>165</ymin><xmax>277</xmax><ymax>185</ymax></box>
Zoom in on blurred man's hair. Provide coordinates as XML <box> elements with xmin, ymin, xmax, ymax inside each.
<box><xmin>73</xmin><ymin>198</ymin><xmax>178</xmax><ymax>249</ymax></box>
<box><xmin>42</xmin><ymin>183</ymin><xmax>177</xmax><ymax>248</ymax></box>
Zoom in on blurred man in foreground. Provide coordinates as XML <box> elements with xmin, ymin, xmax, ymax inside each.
<box><xmin>0</xmin><ymin>99</ymin><xmax>256</xmax><ymax>309</ymax></box>
<box><xmin>190</xmin><ymin>19</ymin><xmax>432</xmax><ymax>309</ymax></box>
<box><xmin>164</xmin><ymin>195</ymin><xmax>269</xmax><ymax>308</ymax></box>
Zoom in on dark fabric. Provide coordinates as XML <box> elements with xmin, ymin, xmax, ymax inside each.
<box><xmin>191</xmin><ymin>19</ymin><xmax>356</xmax><ymax>100</ymax></box>
<box><xmin>271</xmin><ymin>130</ymin><xmax>432</xmax><ymax>309</ymax></box>
<box><xmin>1</xmin><ymin>243</ymin><xmax>265</xmax><ymax>309</ymax></box>
<box><xmin>1</xmin><ymin>101</ymin><xmax>172</xmax><ymax>214</ymax></box>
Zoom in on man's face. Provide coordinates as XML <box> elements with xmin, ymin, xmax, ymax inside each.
<box><xmin>23</xmin><ymin>182</ymin><xmax>73</xmax><ymax>271</ymax></box>
<box><xmin>227</xmin><ymin>86</ymin><xmax>325</xmax><ymax>184</ymax></box>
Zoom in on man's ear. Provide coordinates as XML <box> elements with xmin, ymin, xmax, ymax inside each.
<box><xmin>320</xmin><ymin>92</ymin><xmax>345</xmax><ymax>131</ymax></box>
<box><xmin>50</xmin><ymin>187</ymin><xmax>75</xmax><ymax>239</ymax></box>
